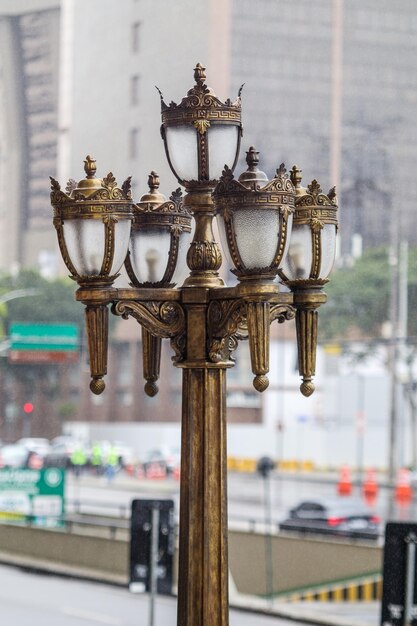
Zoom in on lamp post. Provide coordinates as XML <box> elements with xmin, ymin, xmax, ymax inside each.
<box><xmin>50</xmin><ymin>64</ymin><xmax>338</xmax><ymax>626</ymax></box>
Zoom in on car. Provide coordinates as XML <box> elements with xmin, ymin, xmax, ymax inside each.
<box><xmin>0</xmin><ymin>443</ymin><xmax>44</xmax><ymax>469</ymax></box>
<box><xmin>43</xmin><ymin>437</ymin><xmax>79</xmax><ymax>468</ymax></box>
<box><xmin>0</xmin><ymin>443</ymin><xmax>30</xmax><ymax>468</ymax></box>
<box><xmin>17</xmin><ymin>438</ymin><xmax>51</xmax><ymax>457</ymax></box>
<box><xmin>278</xmin><ymin>498</ymin><xmax>381</xmax><ymax>540</ymax></box>
<box><xmin>142</xmin><ymin>446</ymin><xmax>181</xmax><ymax>476</ymax></box>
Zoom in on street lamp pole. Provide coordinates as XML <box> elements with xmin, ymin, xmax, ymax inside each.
<box><xmin>50</xmin><ymin>64</ymin><xmax>338</xmax><ymax>626</ymax></box>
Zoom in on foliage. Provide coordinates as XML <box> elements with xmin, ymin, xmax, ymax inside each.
<box><xmin>0</xmin><ymin>269</ymin><xmax>83</xmax><ymax>333</ymax></box>
<box><xmin>319</xmin><ymin>246</ymin><xmax>417</xmax><ymax>340</ymax></box>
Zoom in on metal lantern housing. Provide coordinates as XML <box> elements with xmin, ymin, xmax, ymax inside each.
<box><xmin>124</xmin><ymin>171</ymin><xmax>192</xmax><ymax>287</ymax></box>
<box><xmin>50</xmin><ymin>155</ymin><xmax>134</xmax><ymax>287</ymax></box>
<box><xmin>213</xmin><ymin>147</ymin><xmax>295</xmax><ymax>281</ymax></box>
<box><xmin>280</xmin><ymin>165</ymin><xmax>338</xmax><ymax>285</ymax></box>
<box><xmin>279</xmin><ymin>165</ymin><xmax>338</xmax><ymax>398</ymax></box>
<box><xmin>159</xmin><ymin>63</ymin><xmax>242</xmax><ymax>185</ymax></box>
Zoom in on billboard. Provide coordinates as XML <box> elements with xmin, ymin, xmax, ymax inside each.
<box><xmin>0</xmin><ymin>467</ymin><xmax>65</xmax><ymax>525</ymax></box>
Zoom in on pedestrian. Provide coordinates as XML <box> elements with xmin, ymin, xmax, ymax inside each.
<box><xmin>90</xmin><ymin>442</ymin><xmax>103</xmax><ymax>475</ymax></box>
<box><xmin>70</xmin><ymin>444</ymin><xmax>87</xmax><ymax>479</ymax></box>
<box><xmin>105</xmin><ymin>444</ymin><xmax>119</xmax><ymax>483</ymax></box>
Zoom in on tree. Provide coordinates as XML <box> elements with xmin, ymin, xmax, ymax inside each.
<box><xmin>319</xmin><ymin>245</ymin><xmax>417</xmax><ymax>340</ymax></box>
<box><xmin>0</xmin><ymin>269</ymin><xmax>84</xmax><ymax>331</ymax></box>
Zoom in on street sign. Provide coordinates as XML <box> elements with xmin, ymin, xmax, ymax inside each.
<box><xmin>129</xmin><ymin>499</ymin><xmax>174</xmax><ymax>595</ymax></box>
<box><xmin>381</xmin><ymin>522</ymin><xmax>417</xmax><ymax>626</ymax></box>
<box><xmin>9</xmin><ymin>323</ymin><xmax>79</xmax><ymax>363</ymax></box>
<box><xmin>0</xmin><ymin>468</ymin><xmax>65</xmax><ymax>525</ymax></box>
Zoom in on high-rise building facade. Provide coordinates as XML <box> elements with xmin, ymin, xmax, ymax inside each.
<box><xmin>2</xmin><ymin>0</ymin><xmax>417</xmax><ymax>270</ymax></box>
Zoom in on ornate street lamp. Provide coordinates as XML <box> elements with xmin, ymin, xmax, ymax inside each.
<box><xmin>279</xmin><ymin>165</ymin><xmax>338</xmax><ymax>396</ymax></box>
<box><xmin>50</xmin><ymin>64</ymin><xmax>338</xmax><ymax>626</ymax></box>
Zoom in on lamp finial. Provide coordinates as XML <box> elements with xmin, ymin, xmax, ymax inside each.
<box><xmin>194</xmin><ymin>63</ymin><xmax>206</xmax><ymax>86</ymax></box>
<box><xmin>148</xmin><ymin>171</ymin><xmax>160</xmax><ymax>193</ymax></box>
<box><xmin>84</xmin><ymin>155</ymin><xmax>97</xmax><ymax>179</ymax></box>
<box><xmin>246</xmin><ymin>146</ymin><xmax>260</xmax><ymax>170</ymax></box>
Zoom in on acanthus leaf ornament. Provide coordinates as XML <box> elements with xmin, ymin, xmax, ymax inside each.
<box><xmin>194</xmin><ymin>119</ymin><xmax>211</xmax><ymax>135</ymax></box>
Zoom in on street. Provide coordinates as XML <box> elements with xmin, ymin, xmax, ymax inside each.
<box><xmin>66</xmin><ymin>469</ymin><xmax>417</xmax><ymax>530</ymax></box>
<box><xmin>0</xmin><ymin>564</ymin><xmax>314</xmax><ymax>626</ymax></box>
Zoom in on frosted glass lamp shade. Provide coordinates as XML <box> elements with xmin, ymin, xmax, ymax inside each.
<box><xmin>319</xmin><ymin>223</ymin><xmax>337</xmax><ymax>279</ymax></box>
<box><xmin>63</xmin><ymin>218</ymin><xmax>131</xmax><ymax>277</ymax></box>
<box><xmin>208</xmin><ymin>126</ymin><xmax>240</xmax><ymax>180</ymax></box>
<box><xmin>231</xmin><ymin>209</ymin><xmax>281</xmax><ymax>269</ymax></box>
<box><xmin>165</xmin><ymin>126</ymin><xmax>199</xmax><ymax>182</ymax></box>
<box><xmin>165</xmin><ymin>124</ymin><xmax>240</xmax><ymax>183</ymax></box>
<box><xmin>281</xmin><ymin>224</ymin><xmax>312</xmax><ymax>280</ymax></box>
<box><xmin>281</xmin><ymin>222</ymin><xmax>337</xmax><ymax>281</ymax></box>
<box><xmin>129</xmin><ymin>229</ymin><xmax>172</xmax><ymax>284</ymax></box>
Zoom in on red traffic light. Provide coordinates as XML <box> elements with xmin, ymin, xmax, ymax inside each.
<box><xmin>23</xmin><ymin>402</ymin><xmax>34</xmax><ymax>414</ymax></box>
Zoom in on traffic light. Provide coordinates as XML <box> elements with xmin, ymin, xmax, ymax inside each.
<box><xmin>23</xmin><ymin>402</ymin><xmax>34</xmax><ymax>414</ymax></box>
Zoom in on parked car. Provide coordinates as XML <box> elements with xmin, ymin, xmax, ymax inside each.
<box><xmin>142</xmin><ymin>446</ymin><xmax>181</xmax><ymax>476</ymax></box>
<box><xmin>278</xmin><ymin>498</ymin><xmax>381</xmax><ymax>540</ymax></box>
<box><xmin>43</xmin><ymin>437</ymin><xmax>79</xmax><ymax>468</ymax></box>
<box><xmin>17</xmin><ymin>438</ymin><xmax>51</xmax><ymax>457</ymax></box>
<box><xmin>0</xmin><ymin>443</ymin><xmax>44</xmax><ymax>469</ymax></box>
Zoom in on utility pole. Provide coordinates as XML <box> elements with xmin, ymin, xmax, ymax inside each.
<box><xmin>387</xmin><ymin>233</ymin><xmax>399</xmax><ymax>483</ymax></box>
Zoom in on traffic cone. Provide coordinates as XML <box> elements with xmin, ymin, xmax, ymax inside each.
<box><xmin>173</xmin><ymin>465</ymin><xmax>180</xmax><ymax>481</ymax></box>
<box><xmin>362</xmin><ymin>469</ymin><xmax>378</xmax><ymax>500</ymax></box>
<box><xmin>395</xmin><ymin>468</ymin><xmax>413</xmax><ymax>503</ymax></box>
<box><xmin>337</xmin><ymin>465</ymin><xmax>352</xmax><ymax>496</ymax></box>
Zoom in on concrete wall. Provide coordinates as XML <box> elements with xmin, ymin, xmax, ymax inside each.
<box><xmin>229</xmin><ymin>531</ymin><xmax>383</xmax><ymax>596</ymax></box>
<box><xmin>0</xmin><ymin>523</ymin><xmax>382</xmax><ymax>595</ymax></box>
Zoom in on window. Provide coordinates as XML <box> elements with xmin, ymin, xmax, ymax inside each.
<box><xmin>132</xmin><ymin>22</ymin><xmax>140</xmax><ymax>53</ymax></box>
<box><xmin>131</xmin><ymin>75</ymin><xmax>140</xmax><ymax>106</ymax></box>
<box><xmin>129</xmin><ymin>128</ymin><xmax>139</xmax><ymax>160</ymax></box>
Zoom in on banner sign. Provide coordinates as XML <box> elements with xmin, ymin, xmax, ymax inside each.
<box><xmin>0</xmin><ymin>468</ymin><xmax>65</xmax><ymax>525</ymax></box>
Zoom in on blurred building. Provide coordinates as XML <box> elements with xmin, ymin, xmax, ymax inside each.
<box><xmin>1</xmin><ymin>0</ymin><xmax>417</xmax><ymax>450</ymax></box>
<box><xmin>1</xmin><ymin>0</ymin><xmax>417</xmax><ymax>272</ymax></box>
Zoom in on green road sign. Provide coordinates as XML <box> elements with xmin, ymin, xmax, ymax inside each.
<box><xmin>9</xmin><ymin>323</ymin><xmax>79</xmax><ymax>363</ymax></box>
<box><xmin>0</xmin><ymin>468</ymin><xmax>65</xmax><ymax>525</ymax></box>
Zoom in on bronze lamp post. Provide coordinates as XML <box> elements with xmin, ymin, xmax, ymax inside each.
<box><xmin>50</xmin><ymin>64</ymin><xmax>338</xmax><ymax>626</ymax></box>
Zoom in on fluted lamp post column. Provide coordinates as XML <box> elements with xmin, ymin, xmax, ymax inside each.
<box><xmin>50</xmin><ymin>64</ymin><xmax>338</xmax><ymax>626</ymax></box>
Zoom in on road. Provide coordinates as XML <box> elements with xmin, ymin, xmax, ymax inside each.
<box><xmin>0</xmin><ymin>563</ymin><xmax>315</xmax><ymax>626</ymax></box>
<box><xmin>66</xmin><ymin>469</ymin><xmax>417</xmax><ymax>530</ymax></box>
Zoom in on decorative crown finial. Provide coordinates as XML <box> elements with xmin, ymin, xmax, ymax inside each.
<box><xmin>84</xmin><ymin>155</ymin><xmax>97</xmax><ymax>179</ymax></box>
<box><xmin>194</xmin><ymin>63</ymin><xmax>206</xmax><ymax>86</ymax></box>
<box><xmin>246</xmin><ymin>146</ymin><xmax>260</xmax><ymax>169</ymax></box>
<box><xmin>148</xmin><ymin>171</ymin><xmax>160</xmax><ymax>193</ymax></box>
<box><xmin>290</xmin><ymin>165</ymin><xmax>303</xmax><ymax>189</ymax></box>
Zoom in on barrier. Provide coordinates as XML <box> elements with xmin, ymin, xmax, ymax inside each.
<box><xmin>283</xmin><ymin>574</ymin><xmax>382</xmax><ymax>602</ymax></box>
<box><xmin>0</xmin><ymin>516</ymin><xmax>382</xmax><ymax>597</ymax></box>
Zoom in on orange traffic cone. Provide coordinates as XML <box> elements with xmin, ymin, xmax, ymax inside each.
<box><xmin>362</xmin><ymin>469</ymin><xmax>378</xmax><ymax>500</ymax></box>
<box><xmin>395</xmin><ymin>468</ymin><xmax>413</xmax><ymax>503</ymax></box>
<box><xmin>337</xmin><ymin>465</ymin><xmax>352</xmax><ymax>496</ymax></box>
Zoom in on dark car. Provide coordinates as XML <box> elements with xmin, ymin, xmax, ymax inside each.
<box><xmin>278</xmin><ymin>498</ymin><xmax>381</xmax><ymax>540</ymax></box>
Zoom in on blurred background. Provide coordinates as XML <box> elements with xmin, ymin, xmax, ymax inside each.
<box><xmin>0</xmin><ymin>0</ymin><xmax>417</xmax><ymax>476</ymax></box>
